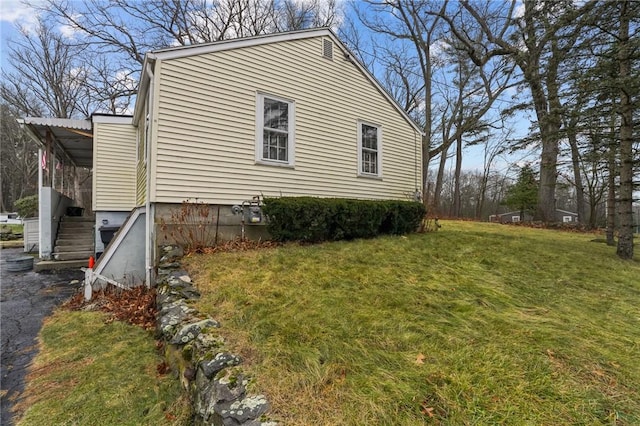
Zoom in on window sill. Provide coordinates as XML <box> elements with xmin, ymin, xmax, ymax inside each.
<box><xmin>357</xmin><ymin>173</ymin><xmax>383</xmax><ymax>180</ymax></box>
<box><xmin>255</xmin><ymin>160</ymin><xmax>295</xmax><ymax>169</ymax></box>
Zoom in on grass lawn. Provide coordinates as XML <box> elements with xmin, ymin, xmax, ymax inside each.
<box><xmin>1</xmin><ymin>224</ymin><xmax>23</xmax><ymax>233</ymax></box>
<box><xmin>185</xmin><ymin>221</ymin><xmax>640</xmax><ymax>425</ymax></box>
<box><xmin>15</xmin><ymin>310</ymin><xmax>189</xmax><ymax>426</ymax></box>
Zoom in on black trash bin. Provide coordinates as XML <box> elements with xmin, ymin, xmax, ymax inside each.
<box><xmin>99</xmin><ymin>225</ymin><xmax>120</xmax><ymax>246</ymax></box>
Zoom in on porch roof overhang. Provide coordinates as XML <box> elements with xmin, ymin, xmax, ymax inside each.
<box><xmin>19</xmin><ymin>117</ymin><xmax>93</xmax><ymax>167</ymax></box>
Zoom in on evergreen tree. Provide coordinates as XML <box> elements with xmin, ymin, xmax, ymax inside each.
<box><xmin>504</xmin><ymin>165</ymin><xmax>539</xmax><ymax>221</ymax></box>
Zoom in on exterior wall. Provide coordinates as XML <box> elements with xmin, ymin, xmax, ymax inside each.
<box><xmin>94</xmin><ymin>211</ymin><xmax>131</xmax><ymax>254</ymax></box>
<box><xmin>92</xmin><ymin>119</ymin><xmax>137</xmax><ymax>211</ymax></box>
<box><xmin>554</xmin><ymin>210</ymin><xmax>578</xmax><ymax>223</ymax></box>
<box><xmin>152</xmin><ymin>36</ymin><xmax>421</xmax><ymax>205</ymax></box>
<box><xmin>498</xmin><ymin>212</ymin><xmax>533</xmax><ymax>223</ymax></box>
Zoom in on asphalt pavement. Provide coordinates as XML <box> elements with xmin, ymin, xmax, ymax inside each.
<box><xmin>0</xmin><ymin>247</ymin><xmax>83</xmax><ymax>426</ymax></box>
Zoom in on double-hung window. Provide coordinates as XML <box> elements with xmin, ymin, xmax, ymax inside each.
<box><xmin>256</xmin><ymin>93</ymin><xmax>295</xmax><ymax>166</ymax></box>
<box><xmin>358</xmin><ymin>120</ymin><xmax>382</xmax><ymax>177</ymax></box>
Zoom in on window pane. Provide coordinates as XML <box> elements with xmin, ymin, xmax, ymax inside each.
<box><xmin>263</xmin><ymin>130</ymin><xmax>288</xmax><ymax>161</ymax></box>
<box><xmin>362</xmin><ymin>124</ymin><xmax>377</xmax><ymax>150</ymax></box>
<box><xmin>264</xmin><ymin>99</ymin><xmax>289</xmax><ymax>130</ymax></box>
<box><xmin>360</xmin><ymin>123</ymin><xmax>379</xmax><ymax>174</ymax></box>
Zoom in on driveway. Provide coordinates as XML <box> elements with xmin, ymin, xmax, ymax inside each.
<box><xmin>0</xmin><ymin>248</ymin><xmax>83</xmax><ymax>426</ymax></box>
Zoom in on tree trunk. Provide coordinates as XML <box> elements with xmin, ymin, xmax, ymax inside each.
<box><xmin>452</xmin><ymin>134</ymin><xmax>463</xmax><ymax>217</ymax></box>
<box><xmin>616</xmin><ymin>0</ymin><xmax>634</xmax><ymax>259</ymax></box>
<box><xmin>433</xmin><ymin>142</ymin><xmax>449</xmax><ymax>215</ymax></box>
<box><xmin>567</xmin><ymin>127</ymin><xmax>587</xmax><ymax>225</ymax></box>
<box><xmin>606</xmin><ymin>123</ymin><xmax>617</xmax><ymax>246</ymax></box>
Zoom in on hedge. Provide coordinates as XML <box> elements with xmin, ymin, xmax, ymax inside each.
<box><xmin>262</xmin><ymin>197</ymin><xmax>425</xmax><ymax>242</ymax></box>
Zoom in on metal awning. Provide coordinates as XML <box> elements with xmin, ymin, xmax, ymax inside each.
<box><xmin>20</xmin><ymin>117</ymin><xmax>93</xmax><ymax>167</ymax></box>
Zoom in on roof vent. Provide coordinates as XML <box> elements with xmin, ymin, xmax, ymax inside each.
<box><xmin>322</xmin><ymin>38</ymin><xmax>333</xmax><ymax>60</ymax></box>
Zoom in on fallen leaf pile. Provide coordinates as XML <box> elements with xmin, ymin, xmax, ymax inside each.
<box><xmin>199</xmin><ymin>238</ymin><xmax>280</xmax><ymax>254</ymax></box>
<box><xmin>64</xmin><ymin>285</ymin><xmax>157</xmax><ymax>330</ymax></box>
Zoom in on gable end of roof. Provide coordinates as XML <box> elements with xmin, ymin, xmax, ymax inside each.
<box><xmin>144</xmin><ymin>28</ymin><xmax>423</xmax><ymax>134</ymax></box>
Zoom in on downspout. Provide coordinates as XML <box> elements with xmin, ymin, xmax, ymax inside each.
<box><xmin>145</xmin><ymin>57</ymin><xmax>156</xmax><ymax>287</ymax></box>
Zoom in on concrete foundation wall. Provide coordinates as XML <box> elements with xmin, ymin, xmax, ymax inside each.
<box><xmin>94</xmin><ymin>211</ymin><xmax>131</xmax><ymax>254</ymax></box>
<box><xmin>154</xmin><ymin>203</ymin><xmax>270</xmax><ymax>249</ymax></box>
<box><xmin>95</xmin><ymin>209</ymin><xmax>146</xmax><ymax>286</ymax></box>
<box><xmin>39</xmin><ymin>188</ymin><xmax>72</xmax><ymax>259</ymax></box>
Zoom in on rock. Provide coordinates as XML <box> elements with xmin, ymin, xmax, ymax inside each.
<box><xmin>165</xmin><ymin>276</ymin><xmax>201</xmax><ymax>300</ymax></box>
<box><xmin>168</xmin><ymin>269</ymin><xmax>190</xmax><ymax>279</ymax></box>
<box><xmin>220</xmin><ymin>395</ymin><xmax>270</xmax><ymax>424</ymax></box>
<box><xmin>160</xmin><ymin>245</ymin><xmax>184</xmax><ymax>263</ymax></box>
<box><xmin>156</xmin><ymin>291</ymin><xmax>182</xmax><ymax>307</ymax></box>
<box><xmin>196</xmin><ymin>332</ymin><xmax>225</xmax><ymax>350</ymax></box>
<box><xmin>158</xmin><ymin>300</ymin><xmax>197</xmax><ymax>337</ymax></box>
<box><xmin>170</xmin><ymin>318</ymin><xmax>220</xmax><ymax>345</ymax></box>
<box><xmin>184</xmin><ymin>367</ymin><xmax>196</xmax><ymax>381</ymax></box>
<box><xmin>158</xmin><ymin>262</ymin><xmax>181</xmax><ymax>270</ymax></box>
<box><xmin>200</xmin><ymin>352</ymin><xmax>242</xmax><ymax>379</ymax></box>
<box><xmin>213</xmin><ymin>374</ymin><xmax>247</xmax><ymax>403</ymax></box>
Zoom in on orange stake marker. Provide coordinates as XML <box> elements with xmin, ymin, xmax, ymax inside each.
<box><xmin>88</xmin><ymin>256</ymin><xmax>95</xmax><ymax>268</ymax></box>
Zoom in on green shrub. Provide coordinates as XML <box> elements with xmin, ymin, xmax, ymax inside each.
<box><xmin>262</xmin><ymin>197</ymin><xmax>425</xmax><ymax>242</ymax></box>
<box><xmin>14</xmin><ymin>195</ymin><xmax>38</xmax><ymax>219</ymax></box>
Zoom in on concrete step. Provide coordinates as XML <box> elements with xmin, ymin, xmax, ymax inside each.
<box><xmin>55</xmin><ymin>244</ymin><xmax>94</xmax><ymax>253</ymax></box>
<box><xmin>35</xmin><ymin>259</ymin><xmax>87</xmax><ymax>272</ymax></box>
<box><xmin>59</xmin><ymin>223</ymin><xmax>94</xmax><ymax>230</ymax></box>
<box><xmin>53</xmin><ymin>250</ymin><xmax>94</xmax><ymax>261</ymax></box>
<box><xmin>57</xmin><ymin>231</ymin><xmax>93</xmax><ymax>239</ymax></box>
<box><xmin>62</xmin><ymin>216</ymin><xmax>95</xmax><ymax>223</ymax></box>
<box><xmin>56</xmin><ymin>238</ymin><xmax>94</xmax><ymax>246</ymax></box>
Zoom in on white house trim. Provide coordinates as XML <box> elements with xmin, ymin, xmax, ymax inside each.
<box><xmin>255</xmin><ymin>91</ymin><xmax>296</xmax><ymax>168</ymax></box>
<box><xmin>92</xmin><ymin>115</ymin><xmax>133</xmax><ymax>125</ymax></box>
<box><xmin>357</xmin><ymin>119</ymin><xmax>383</xmax><ymax>179</ymax></box>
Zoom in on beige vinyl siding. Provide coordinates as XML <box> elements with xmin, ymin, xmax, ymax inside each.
<box><xmin>93</xmin><ymin>122</ymin><xmax>137</xmax><ymax>210</ymax></box>
<box><xmin>153</xmin><ymin>37</ymin><xmax>420</xmax><ymax>205</ymax></box>
<box><xmin>136</xmin><ymin>107</ymin><xmax>148</xmax><ymax>205</ymax></box>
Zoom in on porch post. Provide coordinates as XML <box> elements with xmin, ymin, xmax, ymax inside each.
<box><xmin>73</xmin><ymin>165</ymin><xmax>81</xmax><ymax>209</ymax></box>
<box><xmin>38</xmin><ymin>148</ymin><xmax>43</xmax><ymax>258</ymax></box>
<box><xmin>44</xmin><ymin>129</ymin><xmax>52</xmax><ymax>187</ymax></box>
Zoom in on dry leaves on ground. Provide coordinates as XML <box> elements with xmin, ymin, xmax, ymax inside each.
<box><xmin>64</xmin><ymin>286</ymin><xmax>157</xmax><ymax>330</ymax></box>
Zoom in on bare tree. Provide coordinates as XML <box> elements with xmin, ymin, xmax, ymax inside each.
<box><xmin>436</xmin><ymin>0</ymin><xmax>598</xmax><ymax>222</ymax></box>
<box><xmin>1</xmin><ymin>18</ymin><xmax>93</xmax><ymax>118</ymax></box>
<box><xmin>350</xmin><ymin>0</ymin><xmax>446</xmax><ymax>205</ymax></box>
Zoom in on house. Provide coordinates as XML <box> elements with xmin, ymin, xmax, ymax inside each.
<box><xmin>489</xmin><ymin>211</ymin><xmax>534</xmax><ymax>224</ymax></box>
<box><xmin>554</xmin><ymin>209</ymin><xmax>579</xmax><ymax>223</ymax></box>
<box><xmin>489</xmin><ymin>209</ymin><xmax>579</xmax><ymax>224</ymax></box>
<box><xmin>20</xmin><ymin>28</ymin><xmax>424</xmax><ymax>289</ymax></box>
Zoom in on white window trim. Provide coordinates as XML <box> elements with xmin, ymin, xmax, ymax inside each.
<box><xmin>255</xmin><ymin>92</ymin><xmax>295</xmax><ymax>167</ymax></box>
<box><xmin>563</xmin><ymin>216</ymin><xmax>573</xmax><ymax>223</ymax></box>
<box><xmin>512</xmin><ymin>216</ymin><xmax>520</xmax><ymax>222</ymax></box>
<box><xmin>357</xmin><ymin>120</ymin><xmax>383</xmax><ymax>178</ymax></box>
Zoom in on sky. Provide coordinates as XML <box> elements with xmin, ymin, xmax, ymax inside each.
<box><xmin>1</xmin><ymin>0</ymin><xmax>41</xmax><ymax>69</ymax></box>
<box><xmin>0</xmin><ymin>0</ymin><xmax>531</xmax><ymax>174</ymax></box>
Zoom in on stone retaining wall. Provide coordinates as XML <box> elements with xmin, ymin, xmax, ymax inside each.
<box><xmin>156</xmin><ymin>245</ymin><xmax>277</xmax><ymax>426</ymax></box>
